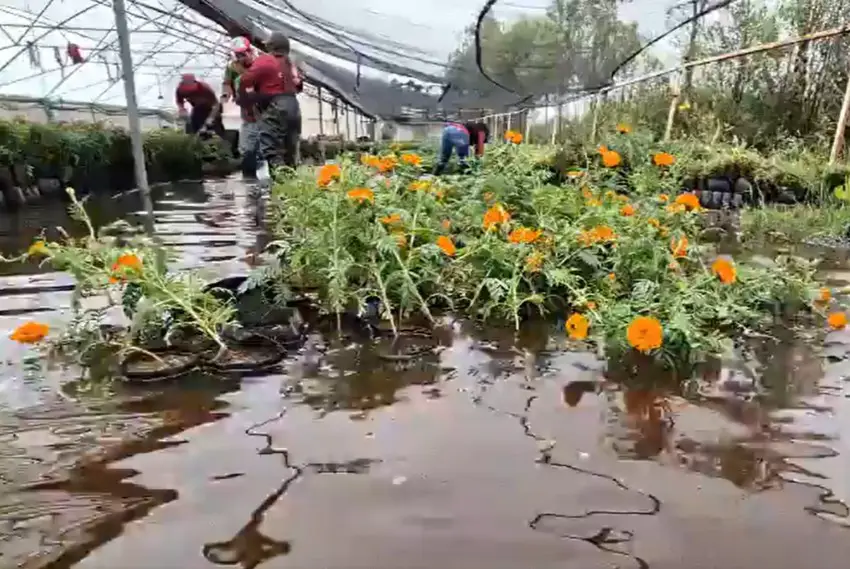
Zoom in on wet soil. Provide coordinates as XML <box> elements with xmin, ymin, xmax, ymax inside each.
<box><xmin>1</xmin><ymin>181</ymin><xmax>849</xmax><ymax>568</ymax></box>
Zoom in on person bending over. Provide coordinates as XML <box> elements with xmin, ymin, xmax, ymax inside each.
<box><xmin>175</xmin><ymin>74</ymin><xmax>224</xmax><ymax>137</ymax></box>
<box><xmin>238</xmin><ymin>31</ymin><xmax>304</xmax><ymax>172</ymax></box>
<box><xmin>433</xmin><ymin>120</ymin><xmax>489</xmax><ymax>175</ymax></box>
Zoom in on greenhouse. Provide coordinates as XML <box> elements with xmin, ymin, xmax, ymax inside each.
<box><xmin>2</xmin><ymin>1</ymin><xmax>850</xmax><ymax>568</ymax></box>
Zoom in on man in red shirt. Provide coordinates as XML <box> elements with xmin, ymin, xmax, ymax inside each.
<box><xmin>222</xmin><ymin>37</ymin><xmax>260</xmax><ymax>178</ymax></box>
<box><xmin>175</xmin><ymin>74</ymin><xmax>225</xmax><ymax>137</ymax></box>
<box><xmin>238</xmin><ymin>32</ymin><xmax>303</xmax><ymax>172</ymax></box>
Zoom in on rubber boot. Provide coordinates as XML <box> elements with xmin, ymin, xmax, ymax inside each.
<box><xmin>241</xmin><ymin>152</ymin><xmax>258</xmax><ymax>180</ymax></box>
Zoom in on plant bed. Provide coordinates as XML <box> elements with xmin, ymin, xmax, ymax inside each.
<box><xmin>119</xmin><ymin>349</ymin><xmax>201</xmax><ymax>383</ymax></box>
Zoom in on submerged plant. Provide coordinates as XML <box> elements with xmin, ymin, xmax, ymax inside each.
<box><xmin>3</xmin><ymin>187</ymin><xmax>237</xmax><ymax>374</ymax></box>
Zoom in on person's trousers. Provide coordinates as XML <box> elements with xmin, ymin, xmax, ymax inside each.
<box><xmin>433</xmin><ymin>125</ymin><xmax>470</xmax><ymax>175</ymax></box>
<box><xmin>257</xmin><ymin>94</ymin><xmax>301</xmax><ymax>170</ymax></box>
<box><xmin>186</xmin><ymin>106</ymin><xmax>225</xmax><ymax>137</ymax></box>
<box><xmin>239</xmin><ymin>120</ymin><xmax>260</xmax><ymax>178</ymax></box>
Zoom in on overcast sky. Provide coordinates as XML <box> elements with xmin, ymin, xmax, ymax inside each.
<box><xmin>0</xmin><ymin>0</ymin><xmax>680</xmax><ymax>110</ymax></box>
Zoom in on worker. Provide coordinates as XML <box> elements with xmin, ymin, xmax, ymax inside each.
<box><xmin>176</xmin><ymin>74</ymin><xmax>224</xmax><ymax>137</ymax></box>
<box><xmin>433</xmin><ymin>120</ymin><xmax>489</xmax><ymax>175</ymax></box>
<box><xmin>222</xmin><ymin>36</ymin><xmax>260</xmax><ymax>179</ymax></box>
<box><xmin>238</xmin><ymin>31</ymin><xmax>304</xmax><ymax>173</ymax></box>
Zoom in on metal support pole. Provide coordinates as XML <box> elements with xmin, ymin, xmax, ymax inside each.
<box><xmin>333</xmin><ymin>101</ymin><xmax>339</xmax><ymax>136</ymax></box>
<box><xmin>111</xmin><ymin>0</ymin><xmax>154</xmax><ymax>234</ymax></box>
<box><xmin>317</xmin><ymin>86</ymin><xmax>324</xmax><ymax>136</ymax></box>
<box><xmin>345</xmin><ymin>106</ymin><xmax>351</xmax><ymax>141</ymax></box>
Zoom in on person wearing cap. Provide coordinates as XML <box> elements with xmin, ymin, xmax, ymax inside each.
<box><xmin>238</xmin><ymin>31</ymin><xmax>304</xmax><ymax>172</ymax></box>
<box><xmin>222</xmin><ymin>37</ymin><xmax>260</xmax><ymax>178</ymax></box>
<box><xmin>175</xmin><ymin>74</ymin><xmax>224</xmax><ymax>137</ymax></box>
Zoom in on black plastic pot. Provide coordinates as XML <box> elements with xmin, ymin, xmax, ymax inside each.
<box><xmin>207</xmin><ymin>340</ymin><xmax>286</xmax><ymax>375</ymax></box>
<box><xmin>119</xmin><ymin>349</ymin><xmax>201</xmax><ymax>383</ymax></box>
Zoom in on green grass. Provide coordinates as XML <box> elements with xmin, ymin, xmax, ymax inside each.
<box><xmin>741</xmin><ymin>204</ymin><xmax>850</xmax><ymax>243</ymax></box>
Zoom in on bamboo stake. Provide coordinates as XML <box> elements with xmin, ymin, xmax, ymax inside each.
<box><xmin>664</xmin><ymin>72</ymin><xmax>682</xmax><ymax>142</ymax></box>
<box><xmin>830</xmin><ymin>71</ymin><xmax>850</xmax><ymax>165</ymax></box>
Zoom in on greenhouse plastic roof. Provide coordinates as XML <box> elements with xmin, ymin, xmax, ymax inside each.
<box><xmin>0</xmin><ymin>0</ymin><xmax>683</xmax><ymax>119</ymax></box>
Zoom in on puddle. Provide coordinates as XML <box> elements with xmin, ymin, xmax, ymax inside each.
<box><xmin>0</xmin><ymin>182</ymin><xmax>849</xmax><ymax>568</ymax></box>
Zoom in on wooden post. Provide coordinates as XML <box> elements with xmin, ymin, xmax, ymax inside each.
<box><xmin>664</xmin><ymin>71</ymin><xmax>682</xmax><ymax>142</ymax></box>
<box><xmin>830</xmin><ymin>72</ymin><xmax>850</xmax><ymax>165</ymax></box>
<box><xmin>317</xmin><ymin>86</ymin><xmax>324</xmax><ymax>136</ymax></box>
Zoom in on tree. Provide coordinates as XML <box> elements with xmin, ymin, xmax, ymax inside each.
<box><xmin>444</xmin><ymin>0</ymin><xmax>646</xmax><ymax>106</ymax></box>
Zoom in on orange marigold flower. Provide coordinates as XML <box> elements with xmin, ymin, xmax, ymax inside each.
<box><xmin>436</xmin><ymin>235</ymin><xmax>456</xmax><ymax>256</ymax></box>
<box><xmin>380</xmin><ymin>213</ymin><xmax>402</xmax><ymax>225</ymax></box>
<box><xmin>113</xmin><ymin>253</ymin><xmax>142</xmax><ymax>272</ymax></box>
<box><xmin>658</xmin><ymin>194</ymin><xmax>670</xmax><ymax>203</ymax></box>
<box><xmin>670</xmin><ymin>235</ymin><xmax>688</xmax><ymax>258</ymax></box>
<box><xmin>483</xmin><ymin>191</ymin><xmax>495</xmax><ymax>202</ymax></box>
<box><xmin>608</xmin><ymin>272</ymin><xmax>616</xmax><ymax>281</ymax></box>
<box><xmin>409</xmin><ymin>180</ymin><xmax>430</xmax><ymax>191</ymax></box>
<box><xmin>620</xmin><ymin>204</ymin><xmax>635</xmax><ymax>217</ymax></box>
<box><xmin>508</xmin><ymin>227</ymin><xmax>542</xmax><ymax>244</ymax></box>
<box><xmin>828</xmin><ymin>311</ymin><xmax>848</xmax><ymax>330</ymax></box>
<box><xmin>566</xmin><ymin>313</ymin><xmax>590</xmax><ymax>340</ymax></box>
<box><xmin>586</xmin><ymin>198</ymin><xmax>602</xmax><ymax>207</ymax></box>
<box><xmin>674</xmin><ymin>192</ymin><xmax>700</xmax><ymax>211</ymax></box>
<box><xmin>616</xmin><ymin>123</ymin><xmax>631</xmax><ymax>134</ymax></box>
<box><xmin>652</xmin><ymin>152</ymin><xmax>675</xmax><ymax>167</ymax></box>
<box><xmin>347</xmin><ymin>187</ymin><xmax>375</xmax><ymax>204</ymax></box>
<box><xmin>10</xmin><ymin>321</ymin><xmax>49</xmax><ymax>344</ymax></box>
<box><xmin>648</xmin><ymin>218</ymin><xmax>660</xmax><ymax>228</ymax></box>
<box><xmin>401</xmin><ymin>153</ymin><xmax>422</xmax><ymax>166</ymax></box>
<box><xmin>317</xmin><ymin>163</ymin><xmax>341</xmax><ymax>186</ymax></box>
<box><xmin>109</xmin><ymin>253</ymin><xmax>142</xmax><ymax>284</ymax></box>
<box><xmin>377</xmin><ymin>156</ymin><xmax>397</xmax><ymax>172</ymax></box>
<box><xmin>566</xmin><ymin>170</ymin><xmax>584</xmax><ymax>179</ymax></box>
<box><xmin>441</xmin><ymin>219</ymin><xmax>451</xmax><ymax>231</ymax></box>
<box><xmin>601</xmin><ymin>150</ymin><xmax>622</xmax><ymax>168</ymax></box>
<box><xmin>627</xmin><ymin>316</ymin><xmax>663</xmax><ymax>353</ymax></box>
<box><xmin>597</xmin><ymin>145</ymin><xmax>609</xmax><ymax>153</ymax></box>
<box><xmin>817</xmin><ymin>287</ymin><xmax>831</xmax><ymax>304</ymax></box>
<box><xmin>592</xmin><ymin>226</ymin><xmax>616</xmax><ymax>241</ymax></box>
<box><xmin>504</xmin><ymin>130</ymin><xmax>523</xmax><ymax>144</ymax></box>
<box><xmin>482</xmin><ymin>204</ymin><xmax>511</xmax><ymax>231</ymax></box>
<box><xmin>361</xmin><ymin>155</ymin><xmax>380</xmax><ymax>168</ymax></box>
<box><xmin>586</xmin><ymin>301</ymin><xmax>597</xmax><ymax>310</ymax></box>
<box><xmin>582</xmin><ymin>187</ymin><xmax>593</xmax><ymax>199</ymax></box>
<box><xmin>711</xmin><ymin>257</ymin><xmax>737</xmax><ymax>284</ymax></box>
<box><xmin>666</xmin><ymin>203</ymin><xmax>686</xmax><ymax>214</ymax></box>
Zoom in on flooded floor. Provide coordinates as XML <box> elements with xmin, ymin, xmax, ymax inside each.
<box><xmin>1</xmin><ymin>180</ymin><xmax>849</xmax><ymax>568</ymax></box>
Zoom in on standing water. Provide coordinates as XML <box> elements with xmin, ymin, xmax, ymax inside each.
<box><xmin>1</xmin><ymin>179</ymin><xmax>849</xmax><ymax>569</ymax></box>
